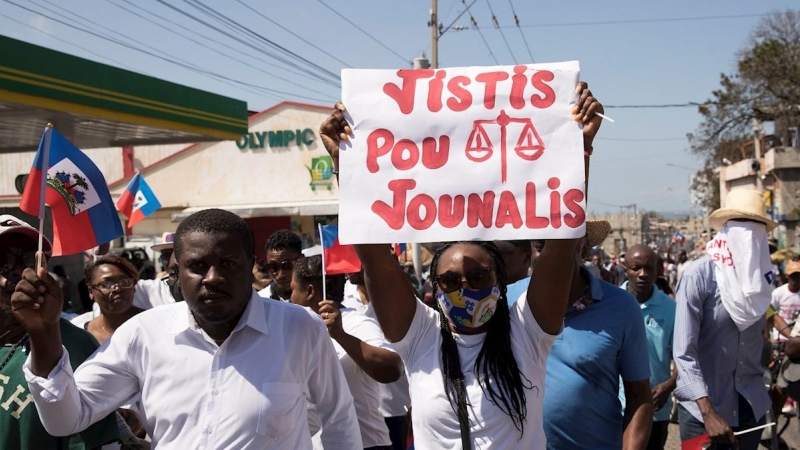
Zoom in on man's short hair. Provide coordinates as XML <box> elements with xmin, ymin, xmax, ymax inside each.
<box><xmin>174</xmin><ymin>209</ymin><xmax>254</xmax><ymax>259</ymax></box>
<box><xmin>264</xmin><ymin>229</ymin><xmax>302</xmax><ymax>254</ymax></box>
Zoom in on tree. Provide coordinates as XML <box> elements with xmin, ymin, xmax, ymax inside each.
<box><xmin>689</xmin><ymin>10</ymin><xmax>800</xmax><ymax>209</ymax></box>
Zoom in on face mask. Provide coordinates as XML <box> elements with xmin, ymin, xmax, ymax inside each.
<box><xmin>436</xmin><ymin>285</ymin><xmax>500</xmax><ymax>331</ymax></box>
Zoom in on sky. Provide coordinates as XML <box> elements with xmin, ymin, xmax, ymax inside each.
<box><xmin>1</xmin><ymin>0</ymin><xmax>796</xmax><ymax>216</ymax></box>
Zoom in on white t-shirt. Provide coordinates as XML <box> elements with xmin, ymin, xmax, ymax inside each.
<box><xmin>363</xmin><ymin>303</ymin><xmax>411</xmax><ymax>418</ymax></box>
<box><xmin>257</xmin><ymin>284</ymin><xmax>290</xmax><ymax>302</ymax></box>
<box><xmin>394</xmin><ymin>296</ymin><xmax>556</xmax><ymax>450</ymax></box>
<box><xmin>773</xmin><ymin>284</ymin><xmax>800</xmax><ymax>337</ymax></box>
<box><xmin>378</xmin><ymin>374</ymin><xmax>411</xmax><ymax>418</ymax></box>
<box><xmin>332</xmin><ymin>308</ymin><xmax>394</xmax><ymax>448</ymax></box>
<box><xmin>341</xmin><ymin>281</ymin><xmax>366</xmax><ymax>312</ymax></box>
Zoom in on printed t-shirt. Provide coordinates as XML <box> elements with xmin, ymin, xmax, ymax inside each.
<box><xmin>0</xmin><ymin>319</ymin><xmax>118</xmax><ymax>449</ymax></box>
<box><xmin>772</xmin><ymin>284</ymin><xmax>800</xmax><ymax>340</ymax></box>
<box><xmin>394</xmin><ymin>295</ymin><xmax>556</xmax><ymax>449</ymax></box>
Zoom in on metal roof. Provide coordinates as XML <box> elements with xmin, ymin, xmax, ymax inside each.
<box><xmin>0</xmin><ymin>35</ymin><xmax>248</xmax><ymax>153</ymax></box>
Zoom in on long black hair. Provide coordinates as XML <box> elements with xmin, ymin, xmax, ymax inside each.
<box><xmin>430</xmin><ymin>241</ymin><xmax>533</xmax><ymax>436</ymax></box>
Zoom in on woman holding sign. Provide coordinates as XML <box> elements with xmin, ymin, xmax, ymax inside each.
<box><xmin>319</xmin><ymin>81</ymin><xmax>603</xmax><ymax>449</ymax></box>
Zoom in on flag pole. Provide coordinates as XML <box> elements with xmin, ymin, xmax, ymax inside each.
<box><xmin>36</xmin><ymin>124</ymin><xmax>53</xmax><ymax>267</ymax></box>
<box><xmin>318</xmin><ymin>223</ymin><xmax>327</xmax><ymax>301</ymax></box>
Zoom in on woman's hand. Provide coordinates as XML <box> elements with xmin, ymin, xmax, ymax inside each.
<box><xmin>319</xmin><ymin>300</ymin><xmax>345</xmax><ymax>341</ymax></box>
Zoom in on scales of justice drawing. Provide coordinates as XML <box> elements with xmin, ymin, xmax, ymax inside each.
<box><xmin>465</xmin><ymin>110</ymin><xmax>545</xmax><ymax>183</ymax></box>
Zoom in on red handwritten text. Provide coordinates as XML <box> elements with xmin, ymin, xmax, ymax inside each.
<box><xmin>383</xmin><ymin>66</ymin><xmax>556</xmax><ymax>115</ymax></box>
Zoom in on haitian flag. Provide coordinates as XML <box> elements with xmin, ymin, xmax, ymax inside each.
<box><xmin>394</xmin><ymin>243</ymin><xmax>407</xmax><ymax>258</ymax></box>
<box><xmin>117</xmin><ymin>172</ymin><xmax>161</xmax><ymax>229</ymax></box>
<box><xmin>320</xmin><ymin>224</ymin><xmax>361</xmax><ymax>275</ymax></box>
<box><xmin>672</xmin><ymin>231</ymin><xmax>685</xmax><ymax>244</ymax></box>
<box><xmin>19</xmin><ymin>127</ymin><xmax>123</xmax><ymax>256</ymax></box>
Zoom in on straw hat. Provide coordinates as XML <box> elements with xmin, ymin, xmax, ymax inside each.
<box><xmin>151</xmin><ymin>232</ymin><xmax>176</xmax><ymax>252</ymax></box>
<box><xmin>709</xmin><ymin>189</ymin><xmax>777</xmax><ymax>232</ymax></box>
<box><xmin>586</xmin><ymin>220</ymin><xmax>611</xmax><ymax>247</ymax></box>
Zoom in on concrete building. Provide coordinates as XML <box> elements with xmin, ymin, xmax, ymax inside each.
<box><xmin>718</xmin><ymin>146</ymin><xmax>800</xmax><ymax>251</ymax></box>
<box><xmin>0</xmin><ymin>101</ymin><xmax>337</xmax><ymax>266</ymax></box>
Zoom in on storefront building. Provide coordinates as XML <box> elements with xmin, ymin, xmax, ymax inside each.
<box><xmin>2</xmin><ymin>100</ymin><xmax>339</xmax><ymax>267</ymax></box>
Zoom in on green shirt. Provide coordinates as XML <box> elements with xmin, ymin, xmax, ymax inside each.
<box><xmin>0</xmin><ymin>318</ymin><xmax>119</xmax><ymax>450</ymax></box>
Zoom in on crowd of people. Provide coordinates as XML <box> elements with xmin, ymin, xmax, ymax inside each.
<box><xmin>1</xmin><ymin>83</ymin><xmax>799</xmax><ymax>450</ymax></box>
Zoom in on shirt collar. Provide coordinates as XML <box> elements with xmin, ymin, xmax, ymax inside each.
<box><xmin>620</xmin><ymin>281</ymin><xmax>664</xmax><ymax>307</ymax></box>
<box><xmin>168</xmin><ymin>290</ymin><xmax>269</xmax><ymax>336</ymax></box>
<box><xmin>583</xmin><ymin>267</ymin><xmax>605</xmax><ymax>302</ymax></box>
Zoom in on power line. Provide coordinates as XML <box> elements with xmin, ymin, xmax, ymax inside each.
<box><xmin>462</xmin><ymin>0</ymin><xmax>499</xmax><ymax>65</ymax></box>
<box><xmin>596</xmin><ymin>136</ymin><xmax>687</xmax><ymax>142</ymax></box>
<box><xmin>234</xmin><ymin>0</ymin><xmax>351</xmax><ymax>68</ymax></box>
<box><xmin>591</xmin><ymin>150</ymin><xmax>688</xmax><ymax>163</ymax></box>
<box><xmin>123</xmin><ymin>0</ymin><xmax>334</xmax><ymax>90</ymax></box>
<box><xmin>182</xmin><ymin>0</ymin><xmax>341</xmax><ymax>84</ymax></box>
<box><xmin>0</xmin><ymin>12</ymin><xmax>138</xmax><ymax>71</ymax></box>
<box><xmin>151</xmin><ymin>0</ymin><xmax>339</xmax><ymax>87</ymax></box>
<box><xmin>605</xmin><ymin>103</ymin><xmax>701</xmax><ymax>109</ymax></box>
<box><xmin>485</xmin><ymin>0</ymin><xmax>516</xmax><ymax>63</ymax></box>
<box><xmin>506</xmin><ymin>0</ymin><xmax>534</xmax><ymax>63</ymax></box>
<box><xmin>31</xmin><ymin>0</ymin><xmax>300</xmax><ymax>101</ymax></box>
<box><xmin>316</xmin><ymin>0</ymin><xmax>409</xmax><ymax>65</ymax></box>
<box><xmin>502</xmin><ymin>12</ymin><xmax>771</xmax><ymax>29</ymax></box>
<box><xmin>4</xmin><ymin>0</ymin><xmax>333</xmax><ymax>102</ymax></box>
<box><xmin>102</xmin><ymin>0</ymin><xmax>336</xmax><ymax>100</ymax></box>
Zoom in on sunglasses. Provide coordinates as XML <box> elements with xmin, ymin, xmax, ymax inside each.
<box><xmin>90</xmin><ymin>278</ymin><xmax>135</xmax><ymax>294</ymax></box>
<box><xmin>1</xmin><ymin>249</ymin><xmax>37</xmax><ymax>275</ymax></box>
<box><xmin>435</xmin><ymin>266</ymin><xmax>494</xmax><ymax>293</ymax></box>
<box><xmin>265</xmin><ymin>259</ymin><xmax>298</xmax><ymax>274</ymax></box>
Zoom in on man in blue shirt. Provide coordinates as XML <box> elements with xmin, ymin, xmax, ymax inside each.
<box><xmin>541</xmin><ymin>223</ymin><xmax>654</xmax><ymax>449</ymax></box>
<box><xmin>623</xmin><ymin>244</ymin><xmax>677</xmax><ymax>450</ymax></box>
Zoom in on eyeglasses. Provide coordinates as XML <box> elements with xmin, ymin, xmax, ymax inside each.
<box><xmin>435</xmin><ymin>267</ymin><xmax>494</xmax><ymax>293</ymax></box>
<box><xmin>1</xmin><ymin>249</ymin><xmax>36</xmax><ymax>275</ymax></box>
<box><xmin>90</xmin><ymin>278</ymin><xmax>135</xmax><ymax>293</ymax></box>
<box><xmin>265</xmin><ymin>259</ymin><xmax>298</xmax><ymax>274</ymax></box>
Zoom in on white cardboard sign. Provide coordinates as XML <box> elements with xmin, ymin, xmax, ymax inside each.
<box><xmin>338</xmin><ymin>61</ymin><xmax>585</xmax><ymax>244</ymax></box>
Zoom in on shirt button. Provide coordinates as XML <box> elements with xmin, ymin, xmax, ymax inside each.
<box><xmin>212</xmin><ymin>389</ymin><xmax>219</xmax><ymax>396</ymax></box>
<box><xmin>204</xmin><ymin>426</ymin><xmax>213</xmax><ymax>435</ymax></box>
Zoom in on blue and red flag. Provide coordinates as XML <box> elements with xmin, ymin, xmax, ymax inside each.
<box><xmin>117</xmin><ymin>172</ymin><xmax>161</xmax><ymax>229</ymax></box>
<box><xmin>20</xmin><ymin>127</ymin><xmax>123</xmax><ymax>256</ymax></box>
<box><xmin>672</xmin><ymin>231</ymin><xmax>685</xmax><ymax>244</ymax></box>
<box><xmin>320</xmin><ymin>225</ymin><xmax>361</xmax><ymax>275</ymax></box>
<box><xmin>394</xmin><ymin>243</ymin><xmax>407</xmax><ymax>258</ymax></box>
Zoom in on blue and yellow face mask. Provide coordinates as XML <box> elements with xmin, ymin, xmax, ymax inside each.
<box><xmin>436</xmin><ymin>286</ymin><xmax>500</xmax><ymax>331</ymax></box>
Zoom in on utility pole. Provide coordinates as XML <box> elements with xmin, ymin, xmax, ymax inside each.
<box><xmin>752</xmin><ymin>118</ymin><xmax>763</xmax><ymax>190</ymax></box>
<box><xmin>430</xmin><ymin>0</ymin><xmax>438</xmax><ymax>69</ymax></box>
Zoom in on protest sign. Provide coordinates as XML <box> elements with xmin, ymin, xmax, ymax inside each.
<box><xmin>338</xmin><ymin>61</ymin><xmax>585</xmax><ymax>244</ymax></box>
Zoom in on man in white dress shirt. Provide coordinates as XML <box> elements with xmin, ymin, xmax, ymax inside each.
<box><xmin>12</xmin><ymin>208</ymin><xmax>362</xmax><ymax>449</ymax></box>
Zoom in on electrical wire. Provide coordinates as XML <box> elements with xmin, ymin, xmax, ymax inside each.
<box><xmin>3</xmin><ymin>0</ymin><xmax>333</xmax><ymax>102</ymax></box>
<box><xmin>605</xmin><ymin>103</ymin><xmax>701</xmax><ymax>109</ymax></box>
<box><xmin>462</xmin><ymin>0</ymin><xmax>499</xmax><ymax>64</ymax></box>
<box><xmin>0</xmin><ymin>12</ymin><xmax>138</xmax><ymax>72</ymax></box>
<box><xmin>184</xmin><ymin>0</ymin><xmax>341</xmax><ymax>83</ymax></box>
<box><xmin>234</xmin><ymin>0</ymin><xmax>351</xmax><ymax>68</ymax></box>
<box><xmin>503</xmin><ymin>12</ymin><xmax>770</xmax><ymax>29</ymax></box>
<box><xmin>31</xmin><ymin>0</ymin><xmax>301</xmax><ymax>101</ymax></box>
<box><xmin>151</xmin><ymin>0</ymin><xmax>339</xmax><ymax>87</ymax></box>
<box><xmin>596</xmin><ymin>136</ymin><xmax>688</xmax><ymax>142</ymax></box>
<box><xmin>485</xmin><ymin>0</ymin><xmax>516</xmax><ymax>63</ymax></box>
<box><xmin>102</xmin><ymin>0</ymin><xmax>336</xmax><ymax>100</ymax></box>
<box><xmin>316</xmin><ymin>0</ymin><xmax>409</xmax><ymax>65</ymax></box>
<box><xmin>506</xmin><ymin>0</ymin><xmax>534</xmax><ymax>63</ymax></box>
<box><xmin>118</xmin><ymin>0</ymin><xmax>332</xmax><ymax>90</ymax></box>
